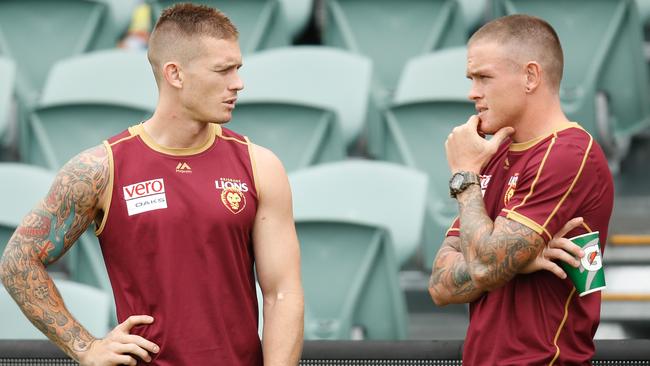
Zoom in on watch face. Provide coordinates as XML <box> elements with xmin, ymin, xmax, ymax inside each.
<box><xmin>451</xmin><ymin>173</ymin><xmax>465</xmax><ymax>190</ymax></box>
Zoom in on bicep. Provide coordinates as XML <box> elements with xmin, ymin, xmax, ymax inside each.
<box><xmin>481</xmin><ymin>216</ymin><xmax>545</xmax><ymax>279</ymax></box>
<box><xmin>252</xmin><ymin>146</ymin><xmax>301</xmax><ymax>294</ymax></box>
<box><xmin>4</xmin><ymin>145</ymin><xmax>109</xmax><ymax>265</ymax></box>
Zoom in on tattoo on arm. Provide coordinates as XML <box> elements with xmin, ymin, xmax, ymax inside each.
<box><xmin>0</xmin><ymin>145</ymin><xmax>109</xmax><ymax>360</ymax></box>
<box><xmin>429</xmin><ymin>236</ymin><xmax>483</xmax><ymax>305</ymax></box>
<box><xmin>456</xmin><ymin>185</ymin><xmax>545</xmax><ymax>291</ymax></box>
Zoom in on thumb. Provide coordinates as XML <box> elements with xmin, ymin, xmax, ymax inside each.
<box><xmin>490</xmin><ymin>126</ymin><xmax>515</xmax><ymax>146</ymax></box>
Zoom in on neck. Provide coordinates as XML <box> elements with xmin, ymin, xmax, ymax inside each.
<box><xmin>144</xmin><ymin>102</ymin><xmax>214</xmax><ymax>149</ymax></box>
<box><xmin>511</xmin><ymin>91</ymin><xmax>570</xmax><ymax>143</ymax></box>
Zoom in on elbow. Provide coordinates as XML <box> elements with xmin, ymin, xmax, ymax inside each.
<box><xmin>428</xmin><ymin>285</ymin><xmax>450</xmax><ymax>307</ymax></box>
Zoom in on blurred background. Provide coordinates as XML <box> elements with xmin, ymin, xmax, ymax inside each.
<box><xmin>0</xmin><ymin>0</ymin><xmax>649</xmax><ymax>344</ymax></box>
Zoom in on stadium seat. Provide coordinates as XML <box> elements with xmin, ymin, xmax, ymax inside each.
<box><xmin>0</xmin><ymin>0</ymin><xmax>129</xmax><ymax>108</ymax></box>
<box><xmin>298</xmin><ymin>222</ymin><xmax>408</xmax><ymax>340</ymax></box>
<box><xmin>147</xmin><ymin>0</ymin><xmax>293</xmax><ymax>54</ymax></box>
<box><xmin>322</xmin><ymin>0</ymin><xmax>466</xmax><ymax>93</ymax></box>
<box><xmin>0</xmin><ymin>278</ymin><xmax>111</xmax><ymax>339</ymax></box>
<box><xmin>379</xmin><ymin>47</ymin><xmax>473</xmax><ymax>268</ymax></box>
<box><xmin>321</xmin><ymin>0</ymin><xmax>466</xmax><ymax>158</ymax></box>
<box><xmin>23</xmin><ymin>49</ymin><xmax>157</xmax><ymax>169</ymax></box>
<box><xmin>289</xmin><ymin>160</ymin><xmax>428</xmax><ymax>267</ymax></box>
<box><xmin>235</xmin><ymin>47</ymin><xmax>372</xmax><ymax>169</ymax></box>
<box><xmin>0</xmin><ymin>57</ymin><xmax>15</xmax><ymax>153</ymax></box>
<box><xmin>493</xmin><ymin>0</ymin><xmax>650</xmax><ymax>166</ymax></box>
<box><xmin>278</xmin><ymin>0</ymin><xmax>314</xmax><ymax>41</ymax></box>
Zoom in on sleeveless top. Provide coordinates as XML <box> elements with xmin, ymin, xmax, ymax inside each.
<box><xmin>97</xmin><ymin>123</ymin><xmax>262</xmax><ymax>365</ymax></box>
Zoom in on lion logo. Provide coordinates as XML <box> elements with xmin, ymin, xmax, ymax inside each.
<box><xmin>504</xmin><ymin>173</ymin><xmax>519</xmax><ymax>205</ymax></box>
<box><xmin>221</xmin><ymin>187</ymin><xmax>246</xmax><ymax>214</ymax></box>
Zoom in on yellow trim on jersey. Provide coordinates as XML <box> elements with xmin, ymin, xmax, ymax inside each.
<box><xmin>216</xmin><ymin>125</ymin><xmax>249</xmax><ymax>145</ymax></box>
<box><xmin>509</xmin><ymin>122</ymin><xmax>580</xmax><ymax>152</ymax></box>
<box><xmin>244</xmin><ymin>136</ymin><xmax>261</xmax><ymax>200</ymax></box>
<box><xmin>95</xmin><ymin>141</ymin><xmax>115</xmax><ymax>236</ymax></box>
<box><xmin>542</xmin><ymin>135</ymin><xmax>593</xmax><ymax>229</ymax></box>
<box><xmin>445</xmin><ymin>216</ymin><xmax>460</xmax><ymax>236</ymax></box>
<box><xmin>504</xmin><ymin>209</ymin><xmax>552</xmax><ymax>240</ymax></box>
<box><xmin>549</xmin><ymin>287</ymin><xmax>576</xmax><ymax>366</ymax></box>
<box><xmin>510</xmin><ymin>135</ymin><xmax>557</xmax><ymax>212</ymax></box>
<box><xmin>130</xmin><ymin>123</ymin><xmax>217</xmax><ymax>156</ymax></box>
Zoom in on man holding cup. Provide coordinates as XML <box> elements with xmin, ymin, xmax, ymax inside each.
<box><xmin>428</xmin><ymin>14</ymin><xmax>614</xmax><ymax>365</ymax></box>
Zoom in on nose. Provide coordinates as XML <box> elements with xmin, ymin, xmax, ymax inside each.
<box><xmin>230</xmin><ymin>70</ymin><xmax>244</xmax><ymax>91</ymax></box>
<box><xmin>467</xmin><ymin>80</ymin><xmax>480</xmax><ymax>102</ymax></box>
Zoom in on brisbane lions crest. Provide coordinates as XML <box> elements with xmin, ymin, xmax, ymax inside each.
<box><xmin>215</xmin><ymin>178</ymin><xmax>249</xmax><ymax>214</ymax></box>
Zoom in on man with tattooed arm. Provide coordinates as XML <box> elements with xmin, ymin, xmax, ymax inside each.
<box><xmin>0</xmin><ymin>3</ymin><xmax>303</xmax><ymax>365</ymax></box>
<box><xmin>428</xmin><ymin>15</ymin><xmax>614</xmax><ymax>365</ymax></box>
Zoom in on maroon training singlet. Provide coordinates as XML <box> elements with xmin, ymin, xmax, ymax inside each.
<box><xmin>96</xmin><ymin>123</ymin><xmax>262</xmax><ymax>365</ymax></box>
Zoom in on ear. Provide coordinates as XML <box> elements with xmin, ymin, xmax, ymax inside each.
<box><xmin>162</xmin><ymin>61</ymin><xmax>183</xmax><ymax>89</ymax></box>
<box><xmin>524</xmin><ymin>61</ymin><xmax>542</xmax><ymax>93</ymax></box>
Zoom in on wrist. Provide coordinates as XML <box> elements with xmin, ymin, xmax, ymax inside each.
<box><xmin>449</xmin><ymin>171</ymin><xmax>480</xmax><ymax>198</ymax></box>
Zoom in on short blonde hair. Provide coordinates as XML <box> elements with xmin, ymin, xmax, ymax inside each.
<box><xmin>147</xmin><ymin>3</ymin><xmax>239</xmax><ymax>84</ymax></box>
<box><xmin>469</xmin><ymin>14</ymin><xmax>564</xmax><ymax>90</ymax></box>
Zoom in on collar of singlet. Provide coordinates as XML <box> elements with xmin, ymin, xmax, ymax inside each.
<box><xmin>508</xmin><ymin>122</ymin><xmax>582</xmax><ymax>152</ymax></box>
<box><xmin>128</xmin><ymin>123</ymin><xmax>221</xmax><ymax>156</ymax></box>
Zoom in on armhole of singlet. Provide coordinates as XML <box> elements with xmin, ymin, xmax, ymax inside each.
<box><xmin>95</xmin><ymin>140</ymin><xmax>115</xmax><ymax>236</ymax></box>
<box><xmin>244</xmin><ymin>136</ymin><xmax>261</xmax><ymax>201</ymax></box>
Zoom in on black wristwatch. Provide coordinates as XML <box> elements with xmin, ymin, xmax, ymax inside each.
<box><xmin>449</xmin><ymin>171</ymin><xmax>480</xmax><ymax>198</ymax></box>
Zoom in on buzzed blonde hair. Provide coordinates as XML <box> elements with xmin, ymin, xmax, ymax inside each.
<box><xmin>469</xmin><ymin>14</ymin><xmax>564</xmax><ymax>91</ymax></box>
<box><xmin>147</xmin><ymin>3</ymin><xmax>239</xmax><ymax>85</ymax></box>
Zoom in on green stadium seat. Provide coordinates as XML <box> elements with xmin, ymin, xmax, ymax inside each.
<box><xmin>493</xmin><ymin>0</ymin><xmax>650</xmax><ymax>166</ymax></box>
<box><xmin>322</xmin><ymin>0</ymin><xmax>466</xmax><ymax>93</ymax></box>
<box><xmin>0</xmin><ymin>57</ymin><xmax>15</xmax><ymax>153</ymax></box>
<box><xmin>147</xmin><ymin>0</ymin><xmax>293</xmax><ymax>54</ymax></box>
<box><xmin>235</xmin><ymin>47</ymin><xmax>372</xmax><ymax>170</ymax></box>
<box><xmin>289</xmin><ymin>160</ymin><xmax>428</xmax><ymax>266</ymax></box>
<box><xmin>297</xmin><ymin>222</ymin><xmax>408</xmax><ymax>340</ymax></box>
<box><xmin>23</xmin><ymin>49</ymin><xmax>157</xmax><ymax>169</ymax></box>
<box><xmin>381</xmin><ymin>47</ymin><xmax>473</xmax><ymax>268</ymax></box>
<box><xmin>0</xmin><ymin>0</ymin><xmax>129</xmax><ymax>107</ymax></box>
<box><xmin>322</xmin><ymin>0</ymin><xmax>466</xmax><ymax>157</ymax></box>
<box><xmin>0</xmin><ymin>278</ymin><xmax>111</xmax><ymax>339</ymax></box>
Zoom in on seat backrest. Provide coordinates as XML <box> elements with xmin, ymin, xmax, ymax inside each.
<box><xmin>0</xmin><ymin>57</ymin><xmax>15</xmax><ymax>140</ymax></box>
<box><xmin>323</xmin><ymin>0</ymin><xmax>466</xmax><ymax>91</ymax></box>
<box><xmin>24</xmin><ymin>49</ymin><xmax>157</xmax><ymax>169</ymax></box>
<box><xmin>0</xmin><ymin>0</ymin><xmax>124</xmax><ymax>105</ymax></box>
<box><xmin>385</xmin><ymin>48</ymin><xmax>474</xmax><ymax>268</ymax></box>
<box><xmin>147</xmin><ymin>0</ymin><xmax>291</xmax><ymax>54</ymax></box>
<box><xmin>493</xmin><ymin>0</ymin><xmax>650</xmax><ymax>150</ymax></box>
<box><xmin>0</xmin><ymin>278</ymin><xmax>110</xmax><ymax>339</ymax></box>
<box><xmin>289</xmin><ymin>160</ymin><xmax>428</xmax><ymax>266</ymax></box>
<box><xmin>238</xmin><ymin>46</ymin><xmax>373</xmax><ymax>146</ymax></box>
<box><xmin>231</xmin><ymin>103</ymin><xmax>346</xmax><ymax>172</ymax></box>
<box><xmin>298</xmin><ymin>221</ymin><xmax>408</xmax><ymax>340</ymax></box>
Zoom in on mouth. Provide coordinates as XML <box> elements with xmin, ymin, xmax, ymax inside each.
<box><xmin>476</xmin><ymin>106</ymin><xmax>488</xmax><ymax>114</ymax></box>
<box><xmin>223</xmin><ymin>97</ymin><xmax>237</xmax><ymax>108</ymax></box>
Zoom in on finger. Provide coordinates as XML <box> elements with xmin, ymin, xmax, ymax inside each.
<box><xmin>549</xmin><ymin>237</ymin><xmax>584</xmax><ymax>258</ymax></box>
<box><xmin>113</xmin><ymin>354</ymin><xmax>137</xmax><ymax>366</ymax></box>
<box><xmin>490</xmin><ymin>126</ymin><xmax>515</xmax><ymax>147</ymax></box>
<box><xmin>116</xmin><ymin>315</ymin><xmax>154</xmax><ymax>333</ymax></box>
<box><xmin>544</xmin><ymin>247</ymin><xmax>580</xmax><ymax>267</ymax></box>
<box><xmin>554</xmin><ymin>217</ymin><xmax>584</xmax><ymax>239</ymax></box>
<box><xmin>118</xmin><ymin>334</ymin><xmax>160</xmax><ymax>354</ymax></box>
<box><xmin>114</xmin><ymin>343</ymin><xmax>153</xmax><ymax>363</ymax></box>
<box><xmin>466</xmin><ymin>115</ymin><xmax>480</xmax><ymax>130</ymax></box>
<box><xmin>540</xmin><ymin>260</ymin><xmax>568</xmax><ymax>279</ymax></box>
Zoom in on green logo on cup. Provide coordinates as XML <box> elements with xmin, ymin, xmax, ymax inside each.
<box><xmin>560</xmin><ymin>231</ymin><xmax>606</xmax><ymax>297</ymax></box>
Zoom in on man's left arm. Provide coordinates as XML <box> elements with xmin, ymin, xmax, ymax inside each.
<box><xmin>251</xmin><ymin>144</ymin><xmax>304</xmax><ymax>366</ymax></box>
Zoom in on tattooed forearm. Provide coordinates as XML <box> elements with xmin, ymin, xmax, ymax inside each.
<box><xmin>456</xmin><ymin>185</ymin><xmax>545</xmax><ymax>291</ymax></box>
<box><xmin>0</xmin><ymin>145</ymin><xmax>109</xmax><ymax>361</ymax></box>
<box><xmin>429</xmin><ymin>236</ymin><xmax>483</xmax><ymax>306</ymax></box>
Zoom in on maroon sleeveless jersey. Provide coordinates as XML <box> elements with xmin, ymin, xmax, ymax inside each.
<box><xmin>447</xmin><ymin>124</ymin><xmax>614</xmax><ymax>365</ymax></box>
<box><xmin>96</xmin><ymin>124</ymin><xmax>262</xmax><ymax>365</ymax></box>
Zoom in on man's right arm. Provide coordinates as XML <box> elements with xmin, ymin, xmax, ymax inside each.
<box><xmin>428</xmin><ymin>236</ymin><xmax>484</xmax><ymax>306</ymax></box>
<box><xmin>0</xmin><ymin>145</ymin><xmax>158</xmax><ymax>365</ymax></box>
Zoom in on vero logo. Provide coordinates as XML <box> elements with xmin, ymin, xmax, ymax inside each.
<box><xmin>123</xmin><ymin>178</ymin><xmax>167</xmax><ymax>216</ymax></box>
